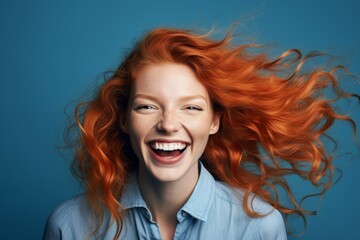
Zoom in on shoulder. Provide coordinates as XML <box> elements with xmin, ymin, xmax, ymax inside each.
<box><xmin>213</xmin><ymin>182</ymin><xmax>287</xmax><ymax>239</ymax></box>
<box><xmin>42</xmin><ymin>194</ymin><xmax>90</xmax><ymax>240</ymax></box>
<box><xmin>258</xmin><ymin>208</ymin><xmax>287</xmax><ymax>240</ymax></box>
<box><xmin>214</xmin><ymin>181</ymin><xmax>273</xmax><ymax>212</ymax></box>
<box><xmin>47</xmin><ymin>193</ymin><xmax>90</xmax><ymax>224</ymax></box>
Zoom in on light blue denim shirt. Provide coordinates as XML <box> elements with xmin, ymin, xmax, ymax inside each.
<box><xmin>43</xmin><ymin>163</ymin><xmax>287</xmax><ymax>240</ymax></box>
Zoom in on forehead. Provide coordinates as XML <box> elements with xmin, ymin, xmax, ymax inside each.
<box><xmin>131</xmin><ymin>63</ymin><xmax>210</xmax><ymax>100</ymax></box>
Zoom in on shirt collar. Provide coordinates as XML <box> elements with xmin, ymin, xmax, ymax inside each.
<box><xmin>179</xmin><ymin>162</ymin><xmax>215</xmax><ymax>221</ymax></box>
<box><xmin>120</xmin><ymin>162</ymin><xmax>215</xmax><ymax>222</ymax></box>
<box><xmin>120</xmin><ymin>173</ymin><xmax>147</xmax><ymax>209</ymax></box>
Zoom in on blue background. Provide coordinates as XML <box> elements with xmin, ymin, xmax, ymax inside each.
<box><xmin>1</xmin><ymin>0</ymin><xmax>359</xmax><ymax>239</ymax></box>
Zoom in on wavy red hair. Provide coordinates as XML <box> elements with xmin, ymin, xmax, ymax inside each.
<box><xmin>72</xmin><ymin>28</ymin><xmax>359</xmax><ymax>238</ymax></box>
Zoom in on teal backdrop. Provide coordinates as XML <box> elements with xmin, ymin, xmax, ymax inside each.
<box><xmin>1</xmin><ymin>0</ymin><xmax>359</xmax><ymax>239</ymax></box>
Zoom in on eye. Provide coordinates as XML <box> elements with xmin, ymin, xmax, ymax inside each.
<box><xmin>134</xmin><ymin>105</ymin><xmax>156</xmax><ymax>110</ymax></box>
<box><xmin>184</xmin><ymin>105</ymin><xmax>203</xmax><ymax>111</ymax></box>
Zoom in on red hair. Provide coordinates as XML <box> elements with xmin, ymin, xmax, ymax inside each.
<box><xmin>72</xmin><ymin>28</ymin><xmax>359</xmax><ymax>238</ymax></box>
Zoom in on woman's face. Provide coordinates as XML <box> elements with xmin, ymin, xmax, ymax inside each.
<box><xmin>126</xmin><ymin>63</ymin><xmax>220</xmax><ymax>183</ymax></box>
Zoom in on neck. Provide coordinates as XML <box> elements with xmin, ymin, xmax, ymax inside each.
<box><xmin>137</xmin><ymin>164</ymin><xmax>199</xmax><ymax>221</ymax></box>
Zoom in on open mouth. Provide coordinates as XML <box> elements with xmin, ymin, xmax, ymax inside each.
<box><xmin>149</xmin><ymin>141</ymin><xmax>188</xmax><ymax>158</ymax></box>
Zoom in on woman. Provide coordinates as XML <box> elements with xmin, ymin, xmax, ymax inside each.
<box><xmin>43</xmin><ymin>27</ymin><xmax>358</xmax><ymax>240</ymax></box>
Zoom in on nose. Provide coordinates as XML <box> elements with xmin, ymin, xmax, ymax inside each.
<box><xmin>156</xmin><ymin>111</ymin><xmax>181</xmax><ymax>133</ymax></box>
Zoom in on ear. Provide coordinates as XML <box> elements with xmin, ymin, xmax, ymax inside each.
<box><xmin>209</xmin><ymin>113</ymin><xmax>221</xmax><ymax>135</ymax></box>
<box><xmin>120</xmin><ymin>118</ymin><xmax>129</xmax><ymax>134</ymax></box>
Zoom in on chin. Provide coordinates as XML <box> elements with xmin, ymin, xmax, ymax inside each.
<box><xmin>142</xmin><ymin>157</ymin><xmax>199</xmax><ymax>184</ymax></box>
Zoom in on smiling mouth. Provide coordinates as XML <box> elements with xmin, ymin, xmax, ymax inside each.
<box><xmin>149</xmin><ymin>141</ymin><xmax>188</xmax><ymax>158</ymax></box>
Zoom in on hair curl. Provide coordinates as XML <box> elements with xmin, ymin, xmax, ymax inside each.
<box><xmin>71</xmin><ymin>27</ymin><xmax>359</xmax><ymax>238</ymax></box>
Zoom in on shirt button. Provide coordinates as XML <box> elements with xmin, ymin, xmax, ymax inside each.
<box><xmin>182</xmin><ymin>211</ymin><xmax>187</xmax><ymax>217</ymax></box>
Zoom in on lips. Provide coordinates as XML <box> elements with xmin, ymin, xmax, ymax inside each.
<box><xmin>147</xmin><ymin>141</ymin><xmax>189</xmax><ymax>164</ymax></box>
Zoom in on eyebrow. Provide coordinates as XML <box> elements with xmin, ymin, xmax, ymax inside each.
<box><xmin>133</xmin><ymin>94</ymin><xmax>208</xmax><ymax>103</ymax></box>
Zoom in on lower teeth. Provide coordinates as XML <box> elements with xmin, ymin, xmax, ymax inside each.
<box><xmin>153</xmin><ymin>149</ymin><xmax>184</xmax><ymax>157</ymax></box>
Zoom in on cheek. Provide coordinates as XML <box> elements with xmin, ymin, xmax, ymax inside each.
<box><xmin>127</xmin><ymin>129</ymin><xmax>141</xmax><ymax>159</ymax></box>
<box><xmin>184</xmin><ymin>114</ymin><xmax>215</xmax><ymax>136</ymax></box>
<box><xmin>128</xmin><ymin>115</ymin><xmax>155</xmax><ymax>142</ymax></box>
<box><xmin>127</xmin><ymin>117</ymin><xmax>145</xmax><ymax>155</ymax></box>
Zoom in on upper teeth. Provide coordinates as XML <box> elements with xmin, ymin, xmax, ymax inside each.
<box><xmin>151</xmin><ymin>142</ymin><xmax>187</xmax><ymax>151</ymax></box>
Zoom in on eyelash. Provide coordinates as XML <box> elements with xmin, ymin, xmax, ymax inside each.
<box><xmin>135</xmin><ymin>105</ymin><xmax>155</xmax><ymax>110</ymax></box>
<box><xmin>134</xmin><ymin>105</ymin><xmax>203</xmax><ymax>111</ymax></box>
<box><xmin>185</xmin><ymin>106</ymin><xmax>203</xmax><ymax>111</ymax></box>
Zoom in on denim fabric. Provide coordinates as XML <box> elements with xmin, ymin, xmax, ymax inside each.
<box><xmin>43</xmin><ymin>163</ymin><xmax>287</xmax><ymax>240</ymax></box>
